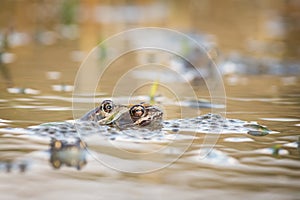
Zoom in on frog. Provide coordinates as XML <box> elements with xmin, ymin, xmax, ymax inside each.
<box><xmin>80</xmin><ymin>100</ymin><xmax>163</xmax><ymax>130</ymax></box>
<box><xmin>79</xmin><ymin>99</ymin><xmax>272</xmax><ymax>135</ymax></box>
<box><xmin>80</xmin><ymin>99</ymin><xmax>129</xmax><ymax>125</ymax></box>
<box><xmin>1</xmin><ymin>100</ymin><xmax>272</xmax><ymax>142</ymax></box>
<box><xmin>114</xmin><ymin>103</ymin><xmax>163</xmax><ymax>130</ymax></box>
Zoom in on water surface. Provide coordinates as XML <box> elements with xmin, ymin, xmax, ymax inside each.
<box><xmin>0</xmin><ymin>68</ymin><xmax>299</xmax><ymax>200</ymax></box>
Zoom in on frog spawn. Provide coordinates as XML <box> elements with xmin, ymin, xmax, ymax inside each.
<box><xmin>27</xmin><ymin>121</ymin><xmax>108</xmax><ymax>139</ymax></box>
<box><xmin>163</xmin><ymin>113</ymin><xmax>272</xmax><ymax>135</ymax></box>
<box><xmin>24</xmin><ymin>113</ymin><xmax>273</xmax><ymax>144</ymax></box>
<box><xmin>1</xmin><ymin>100</ymin><xmax>273</xmax><ymax>142</ymax></box>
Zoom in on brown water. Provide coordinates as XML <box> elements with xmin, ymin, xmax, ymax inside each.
<box><xmin>1</xmin><ymin>1</ymin><xmax>300</xmax><ymax>199</ymax></box>
<box><xmin>0</xmin><ymin>41</ymin><xmax>300</xmax><ymax>200</ymax></box>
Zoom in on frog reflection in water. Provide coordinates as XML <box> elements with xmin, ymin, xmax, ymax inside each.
<box><xmin>80</xmin><ymin>100</ymin><xmax>163</xmax><ymax>130</ymax></box>
<box><xmin>49</xmin><ymin>138</ymin><xmax>87</xmax><ymax>170</ymax></box>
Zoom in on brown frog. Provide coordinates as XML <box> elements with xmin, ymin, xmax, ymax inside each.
<box><xmin>81</xmin><ymin>100</ymin><xmax>163</xmax><ymax>130</ymax></box>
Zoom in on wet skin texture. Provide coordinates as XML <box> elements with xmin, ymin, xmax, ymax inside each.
<box><xmin>80</xmin><ymin>100</ymin><xmax>163</xmax><ymax>130</ymax></box>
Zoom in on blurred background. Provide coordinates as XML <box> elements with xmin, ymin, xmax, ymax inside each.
<box><xmin>0</xmin><ymin>0</ymin><xmax>300</xmax><ymax>122</ymax></box>
<box><xmin>1</xmin><ymin>0</ymin><xmax>300</xmax><ymax>90</ymax></box>
<box><xmin>1</xmin><ymin>2</ymin><xmax>300</xmax><ymax>199</ymax></box>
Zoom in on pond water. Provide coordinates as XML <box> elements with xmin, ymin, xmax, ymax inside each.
<box><xmin>0</xmin><ymin>43</ymin><xmax>300</xmax><ymax>200</ymax></box>
<box><xmin>0</xmin><ymin>0</ymin><xmax>300</xmax><ymax>194</ymax></box>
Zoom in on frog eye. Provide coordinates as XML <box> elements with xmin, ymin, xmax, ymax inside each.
<box><xmin>100</xmin><ymin>100</ymin><xmax>114</xmax><ymax>113</ymax></box>
<box><xmin>130</xmin><ymin>105</ymin><xmax>146</xmax><ymax>120</ymax></box>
